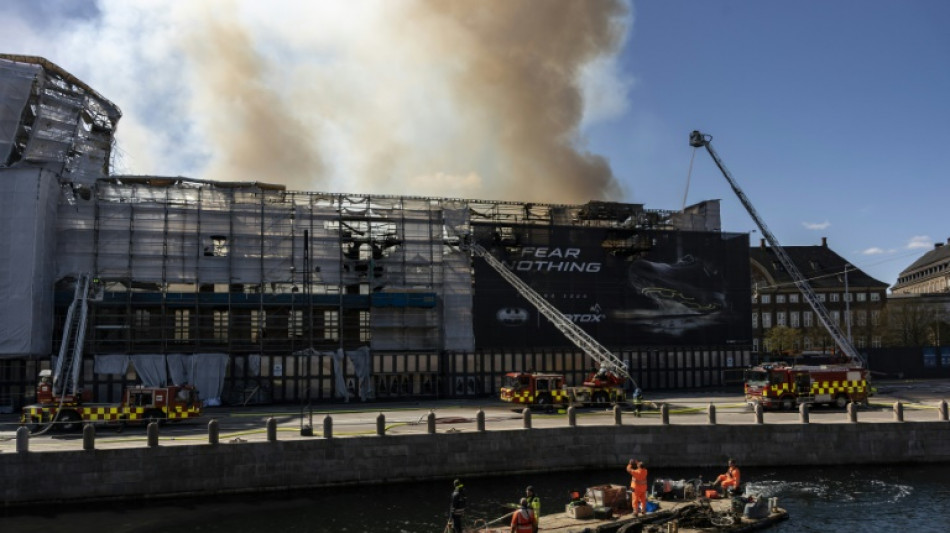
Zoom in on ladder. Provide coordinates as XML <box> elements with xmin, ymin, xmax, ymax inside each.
<box><xmin>52</xmin><ymin>273</ymin><xmax>91</xmax><ymax>398</ymax></box>
<box><xmin>690</xmin><ymin>131</ymin><xmax>866</xmax><ymax>367</ymax></box>
<box><xmin>465</xmin><ymin>240</ymin><xmax>635</xmax><ymax>386</ymax></box>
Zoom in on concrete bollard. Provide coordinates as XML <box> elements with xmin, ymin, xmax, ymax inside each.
<box><xmin>893</xmin><ymin>402</ymin><xmax>904</xmax><ymax>422</ymax></box>
<box><xmin>567</xmin><ymin>406</ymin><xmax>576</xmax><ymax>427</ymax></box>
<box><xmin>754</xmin><ymin>403</ymin><xmax>764</xmax><ymax>424</ymax></box>
<box><xmin>847</xmin><ymin>402</ymin><xmax>858</xmax><ymax>423</ymax></box>
<box><xmin>613</xmin><ymin>404</ymin><xmax>622</xmax><ymax>426</ymax></box>
<box><xmin>16</xmin><ymin>426</ymin><xmax>30</xmax><ymax>453</ymax></box>
<box><xmin>83</xmin><ymin>423</ymin><xmax>95</xmax><ymax>451</ymax></box>
<box><xmin>939</xmin><ymin>400</ymin><xmax>949</xmax><ymax>422</ymax></box>
<box><xmin>376</xmin><ymin>413</ymin><xmax>386</xmax><ymax>436</ymax></box>
<box><xmin>708</xmin><ymin>403</ymin><xmax>717</xmax><ymax>425</ymax></box>
<box><xmin>660</xmin><ymin>403</ymin><xmax>670</xmax><ymax>425</ymax></box>
<box><xmin>799</xmin><ymin>403</ymin><xmax>809</xmax><ymax>424</ymax></box>
<box><xmin>323</xmin><ymin>414</ymin><xmax>333</xmax><ymax>439</ymax></box>
<box><xmin>266</xmin><ymin>417</ymin><xmax>278</xmax><ymax>441</ymax></box>
<box><xmin>476</xmin><ymin>409</ymin><xmax>486</xmax><ymax>432</ymax></box>
<box><xmin>208</xmin><ymin>419</ymin><xmax>220</xmax><ymax>445</ymax></box>
<box><xmin>522</xmin><ymin>408</ymin><xmax>532</xmax><ymax>429</ymax></box>
<box><xmin>147</xmin><ymin>421</ymin><xmax>159</xmax><ymax>447</ymax></box>
<box><xmin>427</xmin><ymin>411</ymin><xmax>436</xmax><ymax>434</ymax></box>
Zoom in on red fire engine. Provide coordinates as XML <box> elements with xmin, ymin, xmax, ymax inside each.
<box><xmin>21</xmin><ymin>369</ymin><xmax>202</xmax><ymax>431</ymax></box>
<box><xmin>499</xmin><ymin>369</ymin><xmax>627</xmax><ymax>408</ymax></box>
<box><xmin>743</xmin><ymin>364</ymin><xmax>870</xmax><ymax>410</ymax></box>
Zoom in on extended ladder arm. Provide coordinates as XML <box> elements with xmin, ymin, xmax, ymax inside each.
<box><xmin>689</xmin><ymin>131</ymin><xmax>866</xmax><ymax>367</ymax></box>
<box><xmin>465</xmin><ymin>240</ymin><xmax>636</xmax><ymax>387</ymax></box>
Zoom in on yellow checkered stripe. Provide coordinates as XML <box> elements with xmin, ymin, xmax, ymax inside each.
<box><xmin>765</xmin><ymin>380</ymin><xmax>866</xmax><ymax>397</ymax></box>
<box><xmin>21</xmin><ymin>405</ymin><xmax>202</xmax><ymax>423</ymax></box>
<box><xmin>505</xmin><ymin>389</ymin><xmax>569</xmax><ymax>404</ymax></box>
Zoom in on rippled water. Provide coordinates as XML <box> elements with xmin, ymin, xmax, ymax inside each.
<box><xmin>2</xmin><ymin>464</ymin><xmax>948</xmax><ymax>532</ymax></box>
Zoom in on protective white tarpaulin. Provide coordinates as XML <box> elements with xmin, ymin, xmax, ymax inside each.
<box><xmin>167</xmin><ymin>352</ymin><xmax>229</xmax><ymax>404</ymax></box>
<box><xmin>0</xmin><ymin>168</ymin><xmax>59</xmax><ymax>358</ymax></box>
<box><xmin>94</xmin><ymin>354</ymin><xmax>130</xmax><ymax>376</ymax></box>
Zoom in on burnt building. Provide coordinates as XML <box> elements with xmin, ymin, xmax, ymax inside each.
<box><xmin>0</xmin><ymin>54</ymin><xmax>752</xmax><ymax>409</ymax></box>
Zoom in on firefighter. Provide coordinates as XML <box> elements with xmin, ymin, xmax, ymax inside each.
<box><xmin>714</xmin><ymin>459</ymin><xmax>741</xmax><ymax>494</ymax></box>
<box><xmin>632</xmin><ymin>388</ymin><xmax>644</xmax><ymax>417</ymax></box>
<box><xmin>626</xmin><ymin>459</ymin><xmax>649</xmax><ymax>516</ymax></box>
<box><xmin>525</xmin><ymin>485</ymin><xmax>541</xmax><ymax>517</ymax></box>
<box><xmin>449</xmin><ymin>479</ymin><xmax>467</xmax><ymax>532</ymax></box>
<box><xmin>510</xmin><ymin>497</ymin><xmax>538</xmax><ymax>533</ymax></box>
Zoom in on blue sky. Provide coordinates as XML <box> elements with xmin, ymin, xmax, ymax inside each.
<box><xmin>3</xmin><ymin>0</ymin><xmax>948</xmax><ymax>289</ymax></box>
<box><xmin>596</xmin><ymin>1</ymin><xmax>949</xmax><ymax>289</ymax></box>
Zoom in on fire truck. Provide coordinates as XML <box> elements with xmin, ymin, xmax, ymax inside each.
<box><xmin>690</xmin><ymin>131</ymin><xmax>873</xmax><ymax>408</ymax></box>
<box><xmin>499</xmin><ymin>369</ymin><xmax>627</xmax><ymax>408</ymax></box>
<box><xmin>20</xmin><ymin>274</ymin><xmax>202</xmax><ymax>432</ymax></box>
<box><xmin>743</xmin><ymin>363</ymin><xmax>869</xmax><ymax>410</ymax></box>
<box><xmin>21</xmin><ymin>369</ymin><xmax>201</xmax><ymax>431</ymax></box>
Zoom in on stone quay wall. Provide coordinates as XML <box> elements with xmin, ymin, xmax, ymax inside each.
<box><xmin>3</xmin><ymin>416</ymin><xmax>949</xmax><ymax>507</ymax></box>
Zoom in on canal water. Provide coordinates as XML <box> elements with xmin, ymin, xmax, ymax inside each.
<box><xmin>2</xmin><ymin>464</ymin><xmax>947</xmax><ymax>532</ymax></box>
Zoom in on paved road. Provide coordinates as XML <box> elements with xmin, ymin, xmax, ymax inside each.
<box><xmin>2</xmin><ymin>379</ymin><xmax>948</xmax><ymax>453</ymax></box>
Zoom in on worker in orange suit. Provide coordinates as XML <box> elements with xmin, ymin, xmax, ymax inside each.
<box><xmin>626</xmin><ymin>459</ymin><xmax>649</xmax><ymax>516</ymax></box>
<box><xmin>714</xmin><ymin>459</ymin><xmax>741</xmax><ymax>494</ymax></box>
<box><xmin>510</xmin><ymin>497</ymin><xmax>538</xmax><ymax>533</ymax></box>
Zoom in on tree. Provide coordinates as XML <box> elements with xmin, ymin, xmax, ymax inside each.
<box><xmin>764</xmin><ymin>326</ymin><xmax>802</xmax><ymax>355</ymax></box>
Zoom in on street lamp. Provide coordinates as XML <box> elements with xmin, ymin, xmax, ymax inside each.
<box><xmin>844</xmin><ymin>264</ymin><xmax>852</xmax><ymax>344</ymax></box>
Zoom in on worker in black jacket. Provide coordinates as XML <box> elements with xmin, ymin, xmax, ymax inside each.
<box><xmin>449</xmin><ymin>479</ymin><xmax>467</xmax><ymax>532</ymax></box>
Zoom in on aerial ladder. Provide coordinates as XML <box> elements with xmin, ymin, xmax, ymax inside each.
<box><xmin>461</xmin><ymin>236</ymin><xmax>638</xmax><ymax>391</ymax></box>
<box><xmin>689</xmin><ymin>130</ymin><xmax>866</xmax><ymax>368</ymax></box>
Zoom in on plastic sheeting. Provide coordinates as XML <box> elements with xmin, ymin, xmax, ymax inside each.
<box><xmin>295</xmin><ymin>346</ymin><xmax>374</xmax><ymax>401</ymax></box>
<box><xmin>167</xmin><ymin>353</ymin><xmax>229</xmax><ymax>404</ymax></box>
<box><xmin>94</xmin><ymin>354</ymin><xmax>130</xmax><ymax>376</ymax></box>
<box><xmin>0</xmin><ymin>168</ymin><xmax>58</xmax><ymax>358</ymax></box>
<box><xmin>131</xmin><ymin>354</ymin><xmax>168</xmax><ymax>387</ymax></box>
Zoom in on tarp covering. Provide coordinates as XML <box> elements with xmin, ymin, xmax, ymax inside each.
<box><xmin>132</xmin><ymin>354</ymin><xmax>168</xmax><ymax>387</ymax></box>
<box><xmin>167</xmin><ymin>352</ymin><xmax>229</xmax><ymax>403</ymax></box>
<box><xmin>0</xmin><ymin>168</ymin><xmax>58</xmax><ymax>358</ymax></box>
<box><xmin>94</xmin><ymin>354</ymin><xmax>130</xmax><ymax>376</ymax></box>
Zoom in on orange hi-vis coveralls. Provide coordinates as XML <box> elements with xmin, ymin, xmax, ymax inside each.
<box><xmin>626</xmin><ymin>463</ymin><xmax>649</xmax><ymax>514</ymax></box>
<box><xmin>510</xmin><ymin>508</ymin><xmax>537</xmax><ymax>533</ymax></box>
<box><xmin>716</xmin><ymin>465</ymin><xmax>741</xmax><ymax>491</ymax></box>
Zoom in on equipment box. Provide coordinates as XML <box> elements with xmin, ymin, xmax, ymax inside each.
<box><xmin>566</xmin><ymin>503</ymin><xmax>593</xmax><ymax>519</ymax></box>
<box><xmin>585</xmin><ymin>484</ymin><xmax>630</xmax><ymax>510</ymax></box>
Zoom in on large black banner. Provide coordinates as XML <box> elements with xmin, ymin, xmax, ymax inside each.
<box><xmin>472</xmin><ymin>223</ymin><xmax>751</xmax><ymax>348</ymax></box>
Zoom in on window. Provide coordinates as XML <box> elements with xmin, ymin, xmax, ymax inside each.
<box><xmin>251</xmin><ymin>310</ymin><xmax>266</xmax><ymax>343</ymax></box>
<box><xmin>803</xmin><ymin>337</ymin><xmax>813</xmax><ymax>350</ymax></box>
<box><xmin>761</xmin><ymin>294</ymin><xmax>771</xmax><ymax>304</ymax></box>
<box><xmin>817</xmin><ymin>293</ymin><xmax>826</xmax><ymax>302</ymax></box>
<box><xmin>857</xmin><ymin>312</ymin><xmax>867</xmax><ymax>327</ymax></box>
<box><xmin>762</xmin><ymin>312</ymin><xmax>772</xmax><ymax>328</ymax></box>
<box><xmin>359</xmin><ymin>310</ymin><xmax>371</xmax><ymax>342</ymax></box>
<box><xmin>789</xmin><ymin>294</ymin><xmax>799</xmax><ymax>303</ymax></box>
<box><xmin>174</xmin><ymin>309</ymin><xmax>190</xmax><ymax>342</ymax></box>
<box><xmin>856</xmin><ymin>337</ymin><xmax>866</xmax><ymax>349</ymax></box>
<box><xmin>134</xmin><ymin>309</ymin><xmax>150</xmax><ymax>329</ymax></box>
<box><xmin>803</xmin><ymin>311</ymin><xmax>813</xmax><ymax>328</ymax></box>
<box><xmin>213</xmin><ymin>310</ymin><xmax>229</xmax><ymax>342</ymax></box>
<box><xmin>872</xmin><ymin>336</ymin><xmax>882</xmax><ymax>348</ymax></box>
<box><xmin>776</xmin><ymin>294</ymin><xmax>786</xmax><ymax>304</ymax></box>
<box><xmin>831</xmin><ymin>293</ymin><xmax>840</xmax><ymax>302</ymax></box>
<box><xmin>324</xmin><ymin>310</ymin><xmax>339</xmax><ymax>341</ymax></box>
<box><xmin>777</xmin><ymin>312</ymin><xmax>786</xmax><ymax>326</ymax></box>
<box><xmin>857</xmin><ymin>293</ymin><xmax>867</xmax><ymax>302</ymax></box>
<box><xmin>831</xmin><ymin>311</ymin><xmax>840</xmax><ymax>324</ymax></box>
<box><xmin>844</xmin><ymin>293</ymin><xmax>853</xmax><ymax>302</ymax></box>
<box><xmin>204</xmin><ymin>235</ymin><xmax>229</xmax><ymax>257</ymax></box>
<box><xmin>752</xmin><ymin>338</ymin><xmax>760</xmax><ymax>352</ymax></box>
<box><xmin>752</xmin><ymin>312</ymin><xmax>758</xmax><ymax>328</ymax></box>
<box><xmin>289</xmin><ymin>310</ymin><xmax>303</xmax><ymax>338</ymax></box>
<box><xmin>871</xmin><ymin>311</ymin><xmax>881</xmax><ymax>327</ymax></box>
<box><xmin>790</xmin><ymin>312</ymin><xmax>799</xmax><ymax>328</ymax></box>
<box><xmin>870</xmin><ymin>293</ymin><xmax>881</xmax><ymax>301</ymax></box>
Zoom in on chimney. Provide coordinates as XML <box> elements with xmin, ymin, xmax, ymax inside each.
<box><xmin>760</xmin><ymin>238</ymin><xmax>766</xmax><ymax>248</ymax></box>
<box><xmin>821</xmin><ymin>237</ymin><xmax>827</xmax><ymax>248</ymax></box>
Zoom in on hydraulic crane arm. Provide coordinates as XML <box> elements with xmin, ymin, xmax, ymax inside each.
<box><xmin>689</xmin><ymin>130</ymin><xmax>866</xmax><ymax>367</ymax></box>
<box><xmin>463</xmin><ymin>239</ymin><xmax>636</xmax><ymax>387</ymax></box>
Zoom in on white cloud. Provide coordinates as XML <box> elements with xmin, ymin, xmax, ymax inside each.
<box><xmin>861</xmin><ymin>247</ymin><xmax>887</xmax><ymax>255</ymax></box>
<box><xmin>802</xmin><ymin>220</ymin><xmax>830</xmax><ymax>230</ymax></box>
<box><xmin>906</xmin><ymin>236</ymin><xmax>932</xmax><ymax>249</ymax></box>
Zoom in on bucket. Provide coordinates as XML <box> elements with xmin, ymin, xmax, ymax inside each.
<box><xmin>704</xmin><ymin>489</ymin><xmax>719</xmax><ymax>499</ymax></box>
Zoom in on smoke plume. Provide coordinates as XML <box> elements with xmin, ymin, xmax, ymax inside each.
<box><xmin>4</xmin><ymin>0</ymin><xmax>632</xmax><ymax>203</ymax></box>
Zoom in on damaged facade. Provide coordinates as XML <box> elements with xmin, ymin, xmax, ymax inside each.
<box><xmin>0</xmin><ymin>54</ymin><xmax>752</xmax><ymax>409</ymax></box>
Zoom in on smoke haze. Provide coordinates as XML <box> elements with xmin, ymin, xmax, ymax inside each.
<box><xmin>3</xmin><ymin>0</ymin><xmax>633</xmax><ymax>204</ymax></box>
